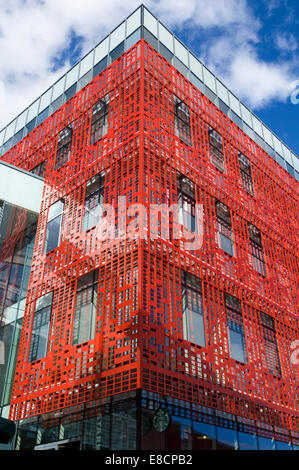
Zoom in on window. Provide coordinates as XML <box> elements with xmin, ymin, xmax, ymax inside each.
<box><xmin>208</xmin><ymin>126</ymin><xmax>225</xmax><ymax>172</ymax></box>
<box><xmin>82</xmin><ymin>172</ymin><xmax>105</xmax><ymax>232</ymax></box>
<box><xmin>261</xmin><ymin>313</ymin><xmax>281</xmax><ymax>377</ymax></box>
<box><xmin>90</xmin><ymin>96</ymin><xmax>109</xmax><ymax>145</ymax></box>
<box><xmin>248</xmin><ymin>223</ymin><xmax>266</xmax><ymax>276</ymax></box>
<box><xmin>177</xmin><ymin>172</ymin><xmax>196</xmax><ymax>232</ymax></box>
<box><xmin>28</xmin><ymin>292</ymin><xmax>53</xmax><ymax>362</ymax></box>
<box><xmin>173</xmin><ymin>96</ymin><xmax>192</xmax><ymax>146</ymax></box>
<box><xmin>44</xmin><ymin>200</ymin><xmax>64</xmax><ymax>254</ymax></box>
<box><xmin>55</xmin><ymin>126</ymin><xmax>73</xmax><ymax>170</ymax></box>
<box><xmin>31</xmin><ymin>160</ymin><xmax>46</xmax><ymax>178</ymax></box>
<box><xmin>225</xmin><ymin>294</ymin><xmax>247</xmax><ymax>363</ymax></box>
<box><xmin>72</xmin><ymin>270</ymin><xmax>98</xmax><ymax>346</ymax></box>
<box><xmin>216</xmin><ymin>201</ymin><xmax>234</xmax><ymax>256</ymax></box>
<box><xmin>238</xmin><ymin>153</ymin><xmax>254</xmax><ymax>195</ymax></box>
<box><xmin>182</xmin><ymin>271</ymin><xmax>205</xmax><ymax>347</ymax></box>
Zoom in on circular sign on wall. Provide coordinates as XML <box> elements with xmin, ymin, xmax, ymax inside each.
<box><xmin>152</xmin><ymin>408</ymin><xmax>170</xmax><ymax>432</ymax></box>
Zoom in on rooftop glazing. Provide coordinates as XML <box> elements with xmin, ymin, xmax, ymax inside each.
<box><xmin>0</xmin><ymin>5</ymin><xmax>298</xmax><ymax>181</ymax></box>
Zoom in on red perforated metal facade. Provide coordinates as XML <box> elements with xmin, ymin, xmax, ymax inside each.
<box><xmin>1</xmin><ymin>40</ymin><xmax>298</xmax><ymax>438</ymax></box>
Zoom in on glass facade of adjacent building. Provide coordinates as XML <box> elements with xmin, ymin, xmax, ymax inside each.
<box><xmin>0</xmin><ymin>163</ymin><xmax>43</xmax><ymax>448</ymax></box>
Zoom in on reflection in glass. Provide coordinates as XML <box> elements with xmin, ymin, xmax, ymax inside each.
<box><xmin>216</xmin><ymin>426</ymin><xmax>238</xmax><ymax>450</ymax></box>
<box><xmin>238</xmin><ymin>431</ymin><xmax>258</xmax><ymax>450</ymax></box>
<box><xmin>44</xmin><ymin>200</ymin><xmax>64</xmax><ymax>254</ymax></box>
<box><xmin>258</xmin><ymin>436</ymin><xmax>276</xmax><ymax>450</ymax></box>
<box><xmin>72</xmin><ymin>270</ymin><xmax>98</xmax><ymax>346</ymax></box>
<box><xmin>182</xmin><ymin>272</ymin><xmax>205</xmax><ymax>347</ymax></box>
<box><xmin>28</xmin><ymin>292</ymin><xmax>53</xmax><ymax>362</ymax></box>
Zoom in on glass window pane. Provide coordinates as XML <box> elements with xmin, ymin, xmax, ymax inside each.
<box><xmin>238</xmin><ymin>432</ymin><xmax>258</xmax><ymax>450</ymax></box>
<box><xmin>126</xmin><ymin>8</ymin><xmax>141</xmax><ymax>36</ymax></box>
<box><xmin>217</xmin><ymin>427</ymin><xmax>238</xmax><ymax>449</ymax></box>
<box><xmin>27</xmin><ymin>100</ymin><xmax>40</xmax><ymax>123</ymax></box>
<box><xmin>44</xmin><ymin>215</ymin><xmax>62</xmax><ymax>254</ymax></box>
<box><xmin>93</xmin><ymin>57</ymin><xmax>108</xmax><ymax>78</ymax></box>
<box><xmin>0</xmin><ymin>129</ymin><xmax>5</xmax><ymax>146</ymax></box>
<box><xmin>258</xmin><ymin>436</ymin><xmax>276</xmax><ymax>450</ymax></box>
<box><xmin>281</xmin><ymin>145</ymin><xmax>292</xmax><ymax>164</ymax></box>
<box><xmin>52</xmin><ymin>77</ymin><xmax>65</xmax><ymax>102</ymax></box>
<box><xmin>79</xmin><ymin>51</ymin><xmax>94</xmax><ymax>78</ymax></box>
<box><xmin>291</xmin><ymin>152</ymin><xmax>298</xmax><ymax>172</ymax></box>
<box><xmin>39</xmin><ymin>89</ymin><xmax>52</xmax><ymax>113</ymax></box>
<box><xmin>216</xmin><ymin>80</ymin><xmax>229</xmax><ymax>106</ymax></box>
<box><xmin>5</xmin><ymin>120</ymin><xmax>16</xmax><ymax>141</ymax></box>
<box><xmin>203</xmin><ymin>67</ymin><xmax>216</xmax><ymax>93</ymax></box>
<box><xmin>94</xmin><ymin>37</ymin><xmax>109</xmax><ymax>64</ymax></box>
<box><xmin>77</xmin><ymin>70</ymin><xmax>92</xmax><ymax>92</ymax></box>
<box><xmin>276</xmin><ymin>441</ymin><xmax>291</xmax><ymax>450</ymax></box>
<box><xmin>110</xmin><ymin>42</ymin><xmax>124</xmax><ymax>63</ymax></box>
<box><xmin>72</xmin><ymin>270</ymin><xmax>98</xmax><ymax>346</ymax></box>
<box><xmin>48</xmin><ymin>200</ymin><xmax>64</xmax><ymax>220</ymax></box>
<box><xmin>189</xmin><ymin>54</ymin><xmax>202</xmax><ymax>81</ymax></box>
<box><xmin>272</xmin><ymin>134</ymin><xmax>283</xmax><ymax>155</ymax></box>
<box><xmin>158</xmin><ymin>23</ymin><xmax>174</xmax><ymax>52</ymax></box>
<box><xmin>64</xmin><ymin>83</ymin><xmax>77</xmax><ymax>101</ymax></box>
<box><xmin>251</xmin><ymin>115</ymin><xmax>263</xmax><ymax>137</ymax></box>
<box><xmin>240</xmin><ymin>103</ymin><xmax>252</xmax><ymax>127</ymax></box>
<box><xmin>110</xmin><ymin>22</ymin><xmax>126</xmax><ymax>50</ymax></box>
<box><xmin>144</xmin><ymin>9</ymin><xmax>158</xmax><ymax>37</ymax></box>
<box><xmin>125</xmin><ymin>28</ymin><xmax>141</xmax><ymax>52</ymax></box>
<box><xmin>28</xmin><ymin>295</ymin><xmax>52</xmax><ymax>363</ymax></box>
<box><xmin>182</xmin><ymin>272</ymin><xmax>205</xmax><ymax>347</ymax></box>
<box><xmin>193</xmin><ymin>421</ymin><xmax>216</xmax><ymax>439</ymax></box>
<box><xmin>15</xmin><ymin>110</ymin><xmax>28</xmax><ymax>133</ymax></box>
<box><xmin>174</xmin><ymin>39</ymin><xmax>188</xmax><ymax>66</ymax></box>
<box><xmin>219</xmin><ymin>233</ymin><xmax>234</xmax><ymax>256</ymax></box>
<box><xmin>229</xmin><ymin>330</ymin><xmax>246</xmax><ymax>363</ymax></box>
<box><xmin>229</xmin><ymin>92</ymin><xmax>240</xmax><ymax>116</ymax></box>
<box><xmin>35</xmin><ymin>292</ymin><xmax>53</xmax><ymax>311</ymax></box>
<box><xmin>65</xmin><ymin>64</ymin><xmax>79</xmax><ymax>90</ymax></box>
<box><xmin>36</xmin><ymin>322</ymin><xmax>50</xmax><ymax>359</ymax></box>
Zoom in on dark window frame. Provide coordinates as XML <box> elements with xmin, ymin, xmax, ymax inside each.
<box><xmin>208</xmin><ymin>126</ymin><xmax>225</xmax><ymax>172</ymax></box>
<box><xmin>72</xmin><ymin>269</ymin><xmax>99</xmax><ymax>346</ymax></box>
<box><xmin>225</xmin><ymin>294</ymin><xmax>247</xmax><ymax>364</ymax></box>
<box><xmin>31</xmin><ymin>160</ymin><xmax>47</xmax><ymax>178</ymax></box>
<box><xmin>173</xmin><ymin>95</ymin><xmax>192</xmax><ymax>146</ymax></box>
<box><xmin>90</xmin><ymin>96</ymin><xmax>109</xmax><ymax>145</ymax></box>
<box><xmin>260</xmin><ymin>312</ymin><xmax>281</xmax><ymax>377</ymax></box>
<box><xmin>55</xmin><ymin>125</ymin><xmax>73</xmax><ymax>170</ymax></box>
<box><xmin>177</xmin><ymin>172</ymin><xmax>196</xmax><ymax>232</ymax></box>
<box><xmin>44</xmin><ymin>200</ymin><xmax>64</xmax><ymax>255</ymax></box>
<box><xmin>238</xmin><ymin>152</ymin><xmax>254</xmax><ymax>195</ymax></box>
<box><xmin>181</xmin><ymin>271</ymin><xmax>205</xmax><ymax>347</ymax></box>
<box><xmin>28</xmin><ymin>292</ymin><xmax>53</xmax><ymax>363</ymax></box>
<box><xmin>82</xmin><ymin>172</ymin><xmax>105</xmax><ymax>232</ymax></box>
<box><xmin>215</xmin><ymin>201</ymin><xmax>234</xmax><ymax>256</ymax></box>
<box><xmin>248</xmin><ymin>223</ymin><xmax>266</xmax><ymax>276</ymax></box>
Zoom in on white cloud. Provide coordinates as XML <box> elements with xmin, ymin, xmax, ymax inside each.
<box><xmin>0</xmin><ymin>0</ymin><xmax>297</xmax><ymax>132</ymax></box>
<box><xmin>264</xmin><ymin>0</ymin><xmax>281</xmax><ymax>15</ymax></box>
<box><xmin>152</xmin><ymin>0</ymin><xmax>256</xmax><ymax>29</ymax></box>
<box><xmin>0</xmin><ymin>0</ymin><xmax>141</xmax><ymax>129</ymax></box>
<box><xmin>275</xmin><ymin>32</ymin><xmax>298</xmax><ymax>52</ymax></box>
<box><xmin>228</xmin><ymin>52</ymin><xmax>294</xmax><ymax>108</ymax></box>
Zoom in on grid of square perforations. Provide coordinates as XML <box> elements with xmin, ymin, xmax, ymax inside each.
<box><xmin>1</xmin><ymin>40</ymin><xmax>298</xmax><ymax>433</ymax></box>
<box><xmin>6</xmin><ymin>43</ymin><xmax>142</xmax><ymax>420</ymax></box>
<box><xmin>139</xmin><ymin>42</ymin><xmax>298</xmax><ymax>432</ymax></box>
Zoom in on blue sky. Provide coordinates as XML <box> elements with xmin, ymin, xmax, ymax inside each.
<box><xmin>0</xmin><ymin>0</ymin><xmax>298</xmax><ymax>157</ymax></box>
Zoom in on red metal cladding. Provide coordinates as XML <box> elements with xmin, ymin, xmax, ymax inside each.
<box><xmin>1</xmin><ymin>40</ymin><xmax>298</xmax><ymax>434</ymax></box>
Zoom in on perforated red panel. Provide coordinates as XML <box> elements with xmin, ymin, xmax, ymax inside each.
<box><xmin>1</xmin><ymin>40</ymin><xmax>298</xmax><ymax>434</ymax></box>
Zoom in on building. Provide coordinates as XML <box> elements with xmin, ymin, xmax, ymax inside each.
<box><xmin>0</xmin><ymin>162</ymin><xmax>43</xmax><ymax>448</ymax></box>
<box><xmin>0</xmin><ymin>5</ymin><xmax>298</xmax><ymax>450</ymax></box>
